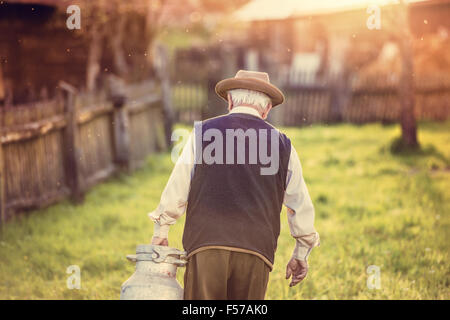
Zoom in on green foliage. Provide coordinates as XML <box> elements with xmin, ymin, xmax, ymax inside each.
<box><xmin>0</xmin><ymin>122</ymin><xmax>449</xmax><ymax>299</ymax></box>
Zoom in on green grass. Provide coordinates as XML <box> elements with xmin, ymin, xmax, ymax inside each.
<box><xmin>0</xmin><ymin>121</ymin><xmax>449</xmax><ymax>299</ymax></box>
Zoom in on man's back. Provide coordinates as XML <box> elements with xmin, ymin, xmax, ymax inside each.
<box><xmin>183</xmin><ymin>112</ymin><xmax>291</xmax><ymax>265</ymax></box>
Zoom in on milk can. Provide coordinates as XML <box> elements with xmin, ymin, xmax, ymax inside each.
<box><xmin>120</xmin><ymin>244</ymin><xmax>187</xmax><ymax>300</ymax></box>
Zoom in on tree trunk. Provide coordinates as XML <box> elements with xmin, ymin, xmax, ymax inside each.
<box><xmin>110</xmin><ymin>15</ymin><xmax>129</xmax><ymax>79</ymax></box>
<box><xmin>397</xmin><ymin>0</ymin><xmax>418</xmax><ymax>148</ymax></box>
<box><xmin>86</xmin><ymin>23</ymin><xmax>103</xmax><ymax>91</ymax></box>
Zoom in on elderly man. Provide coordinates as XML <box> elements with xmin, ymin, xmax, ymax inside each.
<box><xmin>149</xmin><ymin>70</ymin><xmax>319</xmax><ymax>300</ymax></box>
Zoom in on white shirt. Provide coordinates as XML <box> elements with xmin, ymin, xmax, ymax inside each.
<box><xmin>149</xmin><ymin>106</ymin><xmax>320</xmax><ymax>261</ymax></box>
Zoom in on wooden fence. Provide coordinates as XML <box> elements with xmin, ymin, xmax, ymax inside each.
<box><xmin>0</xmin><ymin>80</ymin><xmax>166</xmax><ymax>224</ymax></box>
<box><xmin>282</xmin><ymin>75</ymin><xmax>450</xmax><ymax>126</ymax></box>
<box><xmin>172</xmin><ymin>80</ymin><xmax>208</xmax><ymax>123</ymax></box>
<box><xmin>172</xmin><ymin>73</ymin><xmax>450</xmax><ymax>126</ymax></box>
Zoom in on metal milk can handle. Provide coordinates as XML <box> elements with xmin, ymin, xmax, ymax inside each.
<box><xmin>127</xmin><ymin>245</ymin><xmax>187</xmax><ymax>267</ymax></box>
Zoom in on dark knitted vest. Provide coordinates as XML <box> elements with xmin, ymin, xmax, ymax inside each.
<box><xmin>182</xmin><ymin>113</ymin><xmax>291</xmax><ymax>264</ymax></box>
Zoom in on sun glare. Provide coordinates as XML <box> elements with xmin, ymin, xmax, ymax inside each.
<box><xmin>235</xmin><ymin>0</ymin><xmax>420</xmax><ymax>21</ymax></box>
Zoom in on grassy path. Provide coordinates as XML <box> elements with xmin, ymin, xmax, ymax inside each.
<box><xmin>0</xmin><ymin>122</ymin><xmax>449</xmax><ymax>299</ymax></box>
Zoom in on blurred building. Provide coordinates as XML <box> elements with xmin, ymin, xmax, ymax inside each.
<box><xmin>0</xmin><ymin>0</ymin><xmax>161</xmax><ymax>106</ymax></box>
<box><xmin>232</xmin><ymin>0</ymin><xmax>450</xmax><ymax>83</ymax></box>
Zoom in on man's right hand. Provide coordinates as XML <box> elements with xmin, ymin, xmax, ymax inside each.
<box><xmin>152</xmin><ymin>236</ymin><xmax>169</xmax><ymax>246</ymax></box>
<box><xmin>286</xmin><ymin>258</ymin><xmax>308</xmax><ymax>287</ymax></box>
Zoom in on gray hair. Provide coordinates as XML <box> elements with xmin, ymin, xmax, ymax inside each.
<box><xmin>228</xmin><ymin>89</ymin><xmax>271</xmax><ymax>112</ymax></box>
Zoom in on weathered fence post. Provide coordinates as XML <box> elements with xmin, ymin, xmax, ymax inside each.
<box><xmin>154</xmin><ymin>44</ymin><xmax>174</xmax><ymax>148</ymax></box>
<box><xmin>329</xmin><ymin>72</ymin><xmax>351</xmax><ymax>123</ymax></box>
<box><xmin>60</xmin><ymin>81</ymin><xmax>84</xmax><ymax>203</ymax></box>
<box><xmin>207</xmin><ymin>73</ymin><xmax>224</xmax><ymax>119</ymax></box>
<box><xmin>152</xmin><ymin>98</ymin><xmax>168</xmax><ymax>152</ymax></box>
<box><xmin>206</xmin><ymin>50</ymin><xmax>226</xmax><ymax>119</ymax></box>
<box><xmin>329</xmin><ymin>83</ymin><xmax>342</xmax><ymax>123</ymax></box>
<box><xmin>113</xmin><ymin>98</ymin><xmax>131</xmax><ymax>172</ymax></box>
<box><xmin>107</xmin><ymin>75</ymin><xmax>131</xmax><ymax>171</ymax></box>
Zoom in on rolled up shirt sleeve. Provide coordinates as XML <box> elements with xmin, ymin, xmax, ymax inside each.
<box><xmin>284</xmin><ymin>146</ymin><xmax>320</xmax><ymax>261</ymax></box>
<box><xmin>148</xmin><ymin>130</ymin><xmax>195</xmax><ymax>239</ymax></box>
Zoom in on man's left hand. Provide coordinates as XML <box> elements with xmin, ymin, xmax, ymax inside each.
<box><xmin>286</xmin><ymin>258</ymin><xmax>308</xmax><ymax>287</ymax></box>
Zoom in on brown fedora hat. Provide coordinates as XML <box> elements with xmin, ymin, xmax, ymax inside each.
<box><xmin>215</xmin><ymin>70</ymin><xmax>285</xmax><ymax>107</ymax></box>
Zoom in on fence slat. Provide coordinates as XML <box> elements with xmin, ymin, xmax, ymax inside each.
<box><xmin>62</xmin><ymin>86</ymin><xmax>84</xmax><ymax>203</ymax></box>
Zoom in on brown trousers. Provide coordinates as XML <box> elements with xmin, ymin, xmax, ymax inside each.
<box><xmin>183</xmin><ymin>248</ymin><xmax>270</xmax><ymax>300</ymax></box>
